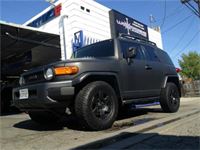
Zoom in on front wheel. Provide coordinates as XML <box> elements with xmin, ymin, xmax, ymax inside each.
<box><xmin>160</xmin><ymin>82</ymin><xmax>180</xmax><ymax>113</ymax></box>
<box><xmin>75</xmin><ymin>81</ymin><xmax>118</xmax><ymax>130</ymax></box>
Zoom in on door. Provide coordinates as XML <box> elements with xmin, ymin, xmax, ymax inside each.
<box><xmin>119</xmin><ymin>40</ymin><xmax>149</xmax><ymax>99</ymax></box>
<box><xmin>141</xmin><ymin>45</ymin><xmax>164</xmax><ymax>96</ymax></box>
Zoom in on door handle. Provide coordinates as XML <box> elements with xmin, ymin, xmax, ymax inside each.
<box><xmin>145</xmin><ymin>65</ymin><xmax>152</xmax><ymax>70</ymax></box>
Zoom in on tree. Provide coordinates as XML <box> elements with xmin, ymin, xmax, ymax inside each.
<box><xmin>178</xmin><ymin>51</ymin><xmax>200</xmax><ymax>80</ymax></box>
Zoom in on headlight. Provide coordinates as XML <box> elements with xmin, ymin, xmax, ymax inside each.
<box><xmin>44</xmin><ymin>68</ymin><xmax>54</xmax><ymax>80</ymax></box>
<box><xmin>19</xmin><ymin>76</ymin><xmax>25</xmax><ymax>85</ymax></box>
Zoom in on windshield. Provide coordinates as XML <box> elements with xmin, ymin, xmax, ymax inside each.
<box><xmin>72</xmin><ymin>39</ymin><xmax>114</xmax><ymax>58</ymax></box>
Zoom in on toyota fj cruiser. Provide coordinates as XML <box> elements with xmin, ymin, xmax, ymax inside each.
<box><xmin>13</xmin><ymin>35</ymin><xmax>181</xmax><ymax>130</ymax></box>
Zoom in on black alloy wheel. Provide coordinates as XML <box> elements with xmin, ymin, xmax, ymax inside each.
<box><xmin>90</xmin><ymin>89</ymin><xmax>114</xmax><ymax>120</ymax></box>
<box><xmin>75</xmin><ymin>81</ymin><xmax>118</xmax><ymax>130</ymax></box>
<box><xmin>160</xmin><ymin>82</ymin><xmax>180</xmax><ymax>113</ymax></box>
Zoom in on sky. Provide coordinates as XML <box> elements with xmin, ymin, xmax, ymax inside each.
<box><xmin>0</xmin><ymin>0</ymin><xmax>200</xmax><ymax>67</ymax></box>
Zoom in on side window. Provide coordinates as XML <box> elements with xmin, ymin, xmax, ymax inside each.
<box><xmin>74</xmin><ymin>40</ymin><xmax>114</xmax><ymax>58</ymax></box>
<box><xmin>143</xmin><ymin>45</ymin><xmax>160</xmax><ymax>62</ymax></box>
<box><xmin>120</xmin><ymin>41</ymin><xmax>144</xmax><ymax>60</ymax></box>
<box><xmin>157</xmin><ymin>50</ymin><xmax>174</xmax><ymax>65</ymax></box>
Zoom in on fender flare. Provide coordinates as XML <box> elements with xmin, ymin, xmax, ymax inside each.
<box><xmin>72</xmin><ymin>72</ymin><xmax>123</xmax><ymax>100</ymax></box>
<box><xmin>162</xmin><ymin>75</ymin><xmax>179</xmax><ymax>88</ymax></box>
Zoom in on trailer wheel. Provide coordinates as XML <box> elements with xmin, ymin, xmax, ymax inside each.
<box><xmin>75</xmin><ymin>81</ymin><xmax>118</xmax><ymax>130</ymax></box>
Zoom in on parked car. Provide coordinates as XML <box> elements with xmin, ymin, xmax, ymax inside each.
<box><xmin>13</xmin><ymin>35</ymin><xmax>181</xmax><ymax>130</ymax></box>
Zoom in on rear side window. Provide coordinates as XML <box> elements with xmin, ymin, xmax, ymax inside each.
<box><xmin>142</xmin><ymin>45</ymin><xmax>160</xmax><ymax>62</ymax></box>
<box><xmin>157</xmin><ymin>50</ymin><xmax>174</xmax><ymax>65</ymax></box>
<box><xmin>120</xmin><ymin>40</ymin><xmax>144</xmax><ymax>60</ymax></box>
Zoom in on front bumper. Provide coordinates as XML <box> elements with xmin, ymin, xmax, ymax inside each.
<box><xmin>13</xmin><ymin>81</ymin><xmax>74</xmax><ymax>110</ymax></box>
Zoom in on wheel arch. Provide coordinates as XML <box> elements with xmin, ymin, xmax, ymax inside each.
<box><xmin>163</xmin><ymin>75</ymin><xmax>181</xmax><ymax>97</ymax></box>
<box><xmin>73</xmin><ymin>72</ymin><xmax>123</xmax><ymax>105</ymax></box>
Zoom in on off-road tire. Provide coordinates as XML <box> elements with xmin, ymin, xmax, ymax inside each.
<box><xmin>75</xmin><ymin>81</ymin><xmax>118</xmax><ymax>131</ymax></box>
<box><xmin>160</xmin><ymin>82</ymin><xmax>180</xmax><ymax>113</ymax></box>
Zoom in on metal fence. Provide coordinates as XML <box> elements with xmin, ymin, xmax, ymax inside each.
<box><xmin>182</xmin><ymin>80</ymin><xmax>200</xmax><ymax>97</ymax></box>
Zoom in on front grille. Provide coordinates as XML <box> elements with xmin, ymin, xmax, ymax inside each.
<box><xmin>24</xmin><ymin>71</ymin><xmax>45</xmax><ymax>85</ymax></box>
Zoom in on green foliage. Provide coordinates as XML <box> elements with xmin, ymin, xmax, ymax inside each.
<box><xmin>178</xmin><ymin>51</ymin><xmax>200</xmax><ymax>80</ymax></box>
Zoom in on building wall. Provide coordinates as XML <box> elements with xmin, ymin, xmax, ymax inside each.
<box><xmin>148</xmin><ymin>27</ymin><xmax>163</xmax><ymax>49</ymax></box>
<box><xmin>25</xmin><ymin>0</ymin><xmax>111</xmax><ymax>60</ymax></box>
<box><xmin>60</xmin><ymin>0</ymin><xmax>111</xmax><ymax>60</ymax></box>
<box><xmin>24</xmin><ymin>0</ymin><xmax>163</xmax><ymax>60</ymax></box>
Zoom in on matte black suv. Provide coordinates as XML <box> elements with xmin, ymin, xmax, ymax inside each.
<box><xmin>13</xmin><ymin>35</ymin><xmax>181</xmax><ymax>130</ymax></box>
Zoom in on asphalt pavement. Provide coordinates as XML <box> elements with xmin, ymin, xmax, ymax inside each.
<box><xmin>0</xmin><ymin>97</ymin><xmax>199</xmax><ymax>150</ymax></box>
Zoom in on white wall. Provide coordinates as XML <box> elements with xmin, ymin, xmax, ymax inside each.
<box><xmin>148</xmin><ymin>27</ymin><xmax>163</xmax><ymax>49</ymax></box>
<box><xmin>60</xmin><ymin>0</ymin><xmax>111</xmax><ymax>60</ymax></box>
<box><xmin>24</xmin><ymin>0</ymin><xmax>163</xmax><ymax>60</ymax></box>
<box><xmin>25</xmin><ymin>0</ymin><xmax>111</xmax><ymax>60</ymax></box>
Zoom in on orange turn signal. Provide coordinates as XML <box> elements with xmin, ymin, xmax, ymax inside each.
<box><xmin>54</xmin><ymin>66</ymin><xmax>79</xmax><ymax>75</ymax></box>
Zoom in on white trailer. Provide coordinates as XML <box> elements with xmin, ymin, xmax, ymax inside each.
<box><xmin>24</xmin><ymin>0</ymin><xmax>163</xmax><ymax>60</ymax></box>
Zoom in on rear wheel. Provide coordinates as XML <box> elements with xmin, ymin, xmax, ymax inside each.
<box><xmin>160</xmin><ymin>82</ymin><xmax>180</xmax><ymax>113</ymax></box>
<box><xmin>28</xmin><ymin>111</ymin><xmax>61</xmax><ymax>125</ymax></box>
<box><xmin>75</xmin><ymin>81</ymin><xmax>118</xmax><ymax>130</ymax></box>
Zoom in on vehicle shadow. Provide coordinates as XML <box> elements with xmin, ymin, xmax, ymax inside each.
<box><xmin>13</xmin><ymin>115</ymin><xmax>92</xmax><ymax>131</ymax></box>
<box><xmin>13</xmin><ymin>107</ymin><xmax>163</xmax><ymax>132</ymax></box>
<box><xmin>13</xmin><ymin>119</ymin><xmax>64</xmax><ymax>131</ymax></box>
<box><xmin>71</xmin><ymin>132</ymin><xmax>199</xmax><ymax>150</ymax></box>
<box><xmin>117</xmin><ymin>106</ymin><xmax>163</xmax><ymax>120</ymax></box>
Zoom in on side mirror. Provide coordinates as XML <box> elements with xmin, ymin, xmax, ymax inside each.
<box><xmin>127</xmin><ymin>47</ymin><xmax>137</xmax><ymax>58</ymax></box>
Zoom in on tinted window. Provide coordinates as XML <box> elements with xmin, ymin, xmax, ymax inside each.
<box><xmin>73</xmin><ymin>40</ymin><xmax>114</xmax><ymax>58</ymax></box>
<box><xmin>120</xmin><ymin>41</ymin><xmax>144</xmax><ymax>60</ymax></box>
<box><xmin>143</xmin><ymin>45</ymin><xmax>160</xmax><ymax>62</ymax></box>
<box><xmin>157</xmin><ymin>49</ymin><xmax>174</xmax><ymax>65</ymax></box>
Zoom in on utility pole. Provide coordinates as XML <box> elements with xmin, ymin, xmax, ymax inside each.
<box><xmin>195</xmin><ymin>0</ymin><xmax>200</xmax><ymax>13</ymax></box>
<box><xmin>181</xmin><ymin>0</ymin><xmax>200</xmax><ymax>18</ymax></box>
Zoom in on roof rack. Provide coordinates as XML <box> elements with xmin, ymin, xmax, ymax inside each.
<box><xmin>119</xmin><ymin>33</ymin><xmax>157</xmax><ymax>47</ymax></box>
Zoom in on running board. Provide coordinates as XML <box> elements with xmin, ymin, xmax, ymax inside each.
<box><xmin>122</xmin><ymin>96</ymin><xmax>160</xmax><ymax>105</ymax></box>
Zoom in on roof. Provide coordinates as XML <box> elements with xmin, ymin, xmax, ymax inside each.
<box><xmin>1</xmin><ymin>22</ymin><xmax>60</xmax><ymax>76</ymax></box>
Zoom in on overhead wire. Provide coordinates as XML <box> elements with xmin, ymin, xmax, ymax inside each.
<box><xmin>154</xmin><ymin>2</ymin><xmax>199</xmax><ymax>60</ymax></box>
<box><xmin>173</xmin><ymin>30</ymin><xmax>200</xmax><ymax>58</ymax></box>
<box><xmin>170</xmin><ymin>16</ymin><xmax>194</xmax><ymax>53</ymax></box>
<box><xmin>184</xmin><ymin>2</ymin><xmax>200</xmax><ymax>18</ymax></box>
<box><xmin>162</xmin><ymin>15</ymin><xmax>192</xmax><ymax>34</ymax></box>
<box><xmin>150</xmin><ymin>5</ymin><xmax>183</xmax><ymax>28</ymax></box>
<box><xmin>160</xmin><ymin>0</ymin><xmax>167</xmax><ymax>28</ymax></box>
<box><xmin>156</xmin><ymin>6</ymin><xmax>184</xmax><ymax>23</ymax></box>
